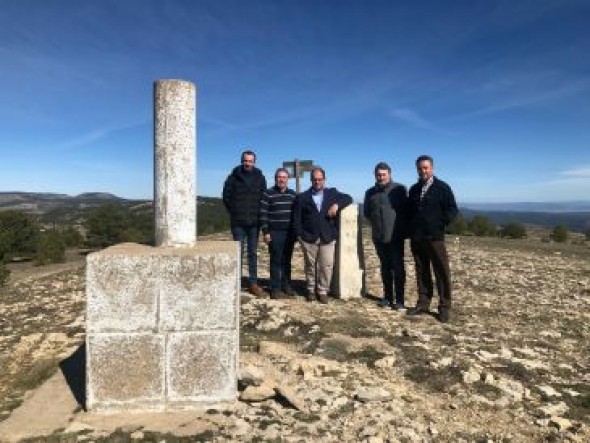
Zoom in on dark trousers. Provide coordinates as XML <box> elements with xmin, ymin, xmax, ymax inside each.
<box><xmin>231</xmin><ymin>224</ymin><xmax>259</xmax><ymax>286</ymax></box>
<box><xmin>410</xmin><ymin>239</ymin><xmax>452</xmax><ymax>312</ymax></box>
<box><xmin>268</xmin><ymin>230</ymin><xmax>295</xmax><ymax>290</ymax></box>
<box><xmin>374</xmin><ymin>239</ymin><xmax>406</xmax><ymax>305</ymax></box>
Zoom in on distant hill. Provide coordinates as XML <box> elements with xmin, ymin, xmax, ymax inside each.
<box><xmin>460</xmin><ymin>208</ymin><xmax>590</xmax><ymax>232</ymax></box>
<box><xmin>462</xmin><ymin>201</ymin><xmax>590</xmax><ymax>213</ymax></box>
<box><xmin>0</xmin><ymin>192</ymin><xmax>230</xmax><ymax>234</ymax></box>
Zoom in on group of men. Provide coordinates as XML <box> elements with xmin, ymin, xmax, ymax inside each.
<box><xmin>222</xmin><ymin>150</ymin><xmax>458</xmax><ymax>323</ymax></box>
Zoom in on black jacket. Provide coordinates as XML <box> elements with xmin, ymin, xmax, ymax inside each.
<box><xmin>408</xmin><ymin>177</ymin><xmax>458</xmax><ymax>241</ymax></box>
<box><xmin>222</xmin><ymin>166</ymin><xmax>267</xmax><ymax>226</ymax></box>
<box><xmin>363</xmin><ymin>181</ymin><xmax>409</xmax><ymax>243</ymax></box>
<box><xmin>293</xmin><ymin>187</ymin><xmax>353</xmax><ymax>244</ymax></box>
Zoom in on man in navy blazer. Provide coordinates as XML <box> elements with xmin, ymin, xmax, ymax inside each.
<box><xmin>293</xmin><ymin>167</ymin><xmax>353</xmax><ymax>303</ymax></box>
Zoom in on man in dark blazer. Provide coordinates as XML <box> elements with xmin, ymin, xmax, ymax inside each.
<box><xmin>406</xmin><ymin>155</ymin><xmax>458</xmax><ymax>323</ymax></box>
<box><xmin>293</xmin><ymin>167</ymin><xmax>353</xmax><ymax>303</ymax></box>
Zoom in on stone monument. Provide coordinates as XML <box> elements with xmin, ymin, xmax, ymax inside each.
<box><xmin>85</xmin><ymin>80</ymin><xmax>240</xmax><ymax>412</ymax></box>
<box><xmin>332</xmin><ymin>204</ymin><xmax>364</xmax><ymax>299</ymax></box>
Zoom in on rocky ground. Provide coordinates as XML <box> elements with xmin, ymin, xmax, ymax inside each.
<box><xmin>0</xmin><ymin>231</ymin><xmax>588</xmax><ymax>442</ymax></box>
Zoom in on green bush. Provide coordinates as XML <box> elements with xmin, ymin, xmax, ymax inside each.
<box><xmin>0</xmin><ymin>261</ymin><xmax>9</xmax><ymax>286</ymax></box>
<box><xmin>468</xmin><ymin>215</ymin><xmax>497</xmax><ymax>237</ymax></box>
<box><xmin>84</xmin><ymin>203</ymin><xmax>154</xmax><ymax>248</ymax></box>
<box><xmin>35</xmin><ymin>230</ymin><xmax>66</xmax><ymax>265</ymax></box>
<box><xmin>447</xmin><ymin>213</ymin><xmax>467</xmax><ymax>235</ymax></box>
<box><xmin>499</xmin><ymin>222</ymin><xmax>527</xmax><ymax>239</ymax></box>
<box><xmin>0</xmin><ymin>210</ymin><xmax>39</xmax><ymax>259</ymax></box>
<box><xmin>551</xmin><ymin>225</ymin><xmax>569</xmax><ymax>243</ymax></box>
<box><xmin>60</xmin><ymin>226</ymin><xmax>85</xmax><ymax>248</ymax></box>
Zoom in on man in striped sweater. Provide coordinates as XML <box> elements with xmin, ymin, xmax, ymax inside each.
<box><xmin>259</xmin><ymin>168</ymin><xmax>297</xmax><ymax>299</ymax></box>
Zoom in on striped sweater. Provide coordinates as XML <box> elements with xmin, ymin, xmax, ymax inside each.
<box><xmin>259</xmin><ymin>186</ymin><xmax>296</xmax><ymax>234</ymax></box>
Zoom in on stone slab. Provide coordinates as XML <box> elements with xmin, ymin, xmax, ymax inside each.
<box><xmin>333</xmin><ymin>204</ymin><xmax>364</xmax><ymax>299</ymax></box>
<box><xmin>167</xmin><ymin>332</ymin><xmax>237</xmax><ymax>403</ymax></box>
<box><xmin>86</xmin><ymin>242</ymin><xmax>240</xmax><ymax>333</ymax></box>
<box><xmin>86</xmin><ymin>333</ymin><xmax>165</xmax><ymax>411</ymax></box>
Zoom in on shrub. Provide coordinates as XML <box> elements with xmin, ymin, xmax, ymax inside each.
<box><xmin>84</xmin><ymin>203</ymin><xmax>154</xmax><ymax>248</ymax></box>
<box><xmin>0</xmin><ymin>210</ymin><xmax>39</xmax><ymax>259</ymax></box>
<box><xmin>468</xmin><ymin>215</ymin><xmax>497</xmax><ymax>237</ymax></box>
<box><xmin>60</xmin><ymin>226</ymin><xmax>85</xmax><ymax>248</ymax></box>
<box><xmin>499</xmin><ymin>222</ymin><xmax>527</xmax><ymax>239</ymax></box>
<box><xmin>447</xmin><ymin>213</ymin><xmax>467</xmax><ymax>235</ymax></box>
<box><xmin>35</xmin><ymin>230</ymin><xmax>66</xmax><ymax>265</ymax></box>
<box><xmin>0</xmin><ymin>261</ymin><xmax>9</xmax><ymax>286</ymax></box>
<box><xmin>551</xmin><ymin>225</ymin><xmax>569</xmax><ymax>243</ymax></box>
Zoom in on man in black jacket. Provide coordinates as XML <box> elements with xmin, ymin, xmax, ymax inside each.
<box><xmin>222</xmin><ymin>149</ymin><xmax>267</xmax><ymax>297</ymax></box>
<box><xmin>406</xmin><ymin>155</ymin><xmax>458</xmax><ymax>323</ymax></box>
<box><xmin>293</xmin><ymin>167</ymin><xmax>353</xmax><ymax>303</ymax></box>
<box><xmin>364</xmin><ymin>162</ymin><xmax>408</xmax><ymax>311</ymax></box>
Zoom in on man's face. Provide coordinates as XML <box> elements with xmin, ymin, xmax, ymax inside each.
<box><xmin>275</xmin><ymin>171</ymin><xmax>289</xmax><ymax>190</ymax></box>
<box><xmin>375</xmin><ymin>168</ymin><xmax>391</xmax><ymax>186</ymax></box>
<box><xmin>242</xmin><ymin>154</ymin><xmax>255</xmax><ymax>171</ymax></box>
<box><xmin>417</xmin><ymin>160</ymin><xmax>434</xmax><ymax>182</ymax></box>
<box><xmin>311</xmin><ymin>171</ymin><xmax>325</xmax><ymax>191</ymax></box>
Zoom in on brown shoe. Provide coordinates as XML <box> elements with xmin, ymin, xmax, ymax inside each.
<box><xmin>317</xmin><ymin>293</ymin><xmax>329</xmax><ymax>304</ymax></box>
<box><xmin>248</xmin><ymin>284</ymin><xmax>266</xmax><ymax>297</ymax></box>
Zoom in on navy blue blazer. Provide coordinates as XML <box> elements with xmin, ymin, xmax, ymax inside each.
<box><xmin>293</xmin><ymin>187</ymin><xmax>353</xmax><ymax>244</ymax></box>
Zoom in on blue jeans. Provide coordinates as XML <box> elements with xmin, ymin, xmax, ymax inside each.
<box><xmin>231</xmin><ymin>225</ymin><xmax>259</xmax><ymax>286</ymax></box>
<box><xmin>268</xmin><ymin>230</ymin><xmax>295</xmax><ymax>290</ymax></box>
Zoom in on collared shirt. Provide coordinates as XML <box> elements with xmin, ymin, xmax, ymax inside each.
<box><xmin>420</xmin><ymin>177</ymin><xmax>434</xmax><ymax>201</ymax></box>
<box><xmin>311</xmin><ymin>188</ymin><xmax>324</xmax><ymax>211</ymax></box>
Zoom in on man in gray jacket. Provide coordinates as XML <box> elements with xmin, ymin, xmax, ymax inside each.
<box><xmin>363</xmin><ymin>162</ymin><xmax>409</xmax><ymax>310</ymax></box>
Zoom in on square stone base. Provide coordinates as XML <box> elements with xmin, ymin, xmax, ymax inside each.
<box><xmin>86</xmin><ymin>241</ymin><xmax>239</xmax><ymax>411</ymax></box>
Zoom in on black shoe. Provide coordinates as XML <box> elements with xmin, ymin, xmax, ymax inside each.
<box><xmin>317</xmin><ymin>293</ymin><xmax>329</xmax><ymax>304</ymax></box>
<box><xmin>378</xmin><ymin>298</ymin><xmax>393</xmax><ymax>309</ymax></box>
<box><xmin>406</xmin><ymin>306</ymin><xmax>429</xmax><ymax>316</ymax></box>
<box><xmin>305</xmin><ymin>290</ymin><xmax>315</xmax><ymax>302</ymax></box>
<box><xmin>270</xmin><ymin>289</ymin><xmax>286</xmax><ymax>300</ymax></box>
<box><xmin>394</xmin><ymin>303</ymin><xmax>407</xmax><ymax>312</ymax></box>
<box><xmin>283</xmin><ymin>284</ymin><xmax>294</xmax><ymax>296</ymax></box>
<box><xmin>438</xmin><ymin>311</ymin><xmax>450</xmax><ymax>323</ymax></box>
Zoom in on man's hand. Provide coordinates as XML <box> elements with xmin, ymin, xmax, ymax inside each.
<box><xmin>327</xmin><ymin>203</ymin><xmax>339</xmax><ymax>218</ymax></box>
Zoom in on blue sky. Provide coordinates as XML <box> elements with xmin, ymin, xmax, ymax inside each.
<box><xmin>1</xmin><ymin>0</ymin><xmax>589</xmax><ymax>203</ymax></box>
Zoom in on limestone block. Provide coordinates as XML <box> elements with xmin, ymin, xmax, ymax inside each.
<box><xmin>87</xmin><ymin>242</ymin><xmax>239</xmax><ymax>333</ymax></box>
<box><xmin>86</xmin><ymin>245</ymin><xmax>159</xmax><ymax>332</ymax></box>
<box><xmin>167</xmin><ymin>332</ymin><xmax>237</xmax><ymax>403</ymax></box>
<box><xmin>159</xmin><ymin>245</ymin><xmax>239</xmax><ymax>331</ymax></box>
<box><xmin>333</xmin><ymin>204</ymin><xmax>364</xmax><ymax>299</ymax></box>
<box><xmin>86</xmin><ymin>333</ymin><xmax>165</xmax><ymax>411</ymax></box>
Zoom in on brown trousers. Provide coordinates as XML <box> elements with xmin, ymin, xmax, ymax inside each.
<box><xmin>410</xmin><ymin>239</ymin><xmax>452</xmax><ymax>313</ymax></box>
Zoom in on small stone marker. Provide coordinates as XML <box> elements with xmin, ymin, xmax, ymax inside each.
<box><xmin>332</xmin><ymin>204</ymin><xmax>364</xmax><ymax>299</ymax></box>
<box><xmin>86</xmin><ymin>79</ymin><xmax>240</xmax><ymax>412</ymax></box>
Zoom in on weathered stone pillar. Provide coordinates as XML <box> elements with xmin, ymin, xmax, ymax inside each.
<box><xmin>332</xmin><ymin>204</ymin><xmax>364</xmax><ymax>299</ymax></box>
<box><xmin>86</xmin><ymin>80</ymin><xmax>240</xmax><ymax>412</ymax></box>
<box><xmin>154</xmin><ymin>79</ymin><xmax>197</xmax><ymax>247</ymax></box>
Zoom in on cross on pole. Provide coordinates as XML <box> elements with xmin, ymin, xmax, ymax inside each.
<box><xmin>282</xmin><ymin>159</ymin><xmax>314</xmax><ymax>193</ymax></box>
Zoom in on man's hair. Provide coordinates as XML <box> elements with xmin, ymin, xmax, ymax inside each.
<box><xmin>374</xmin><ymin>161</ymin><xmax>391</xmax><ymax>175</ymax></box>
<box><xmin>274</xmin><ymin>167</ymin><xmax>290</xmax><ymax>178</ymax></box>
<box><xmin>415</xmin><ymin>155</ymin><xmax>434</xmax><ymax>166</ymax></box>
<box><xmin>241</xmin><ymin>149</ymin><xmax>256</xmax><ymax>162</ymax></box>
<box><xmin>310</xmin><ymin>166</ymin><xmax>326</xmax><ymax>180</ymax></box>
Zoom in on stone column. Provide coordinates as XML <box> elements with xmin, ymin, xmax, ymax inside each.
<box><xmin>86</xmin><ymin>79</ymin><xmax>240</xmax><ymax>412</ymax></box>
<box><xmin>332</xmin><ymin>204</ymin><xmax>364</xmax><ymax>299</ymax></box>
<box><xmin>154</xmin><ymin>79</ymin><xmax>196</xmax><ymax>247</ymax></box>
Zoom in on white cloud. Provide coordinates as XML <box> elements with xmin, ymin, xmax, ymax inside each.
<box><xmin>560</xmin><ymin>166</ymin><xmax>590</xmax><ymax>178</ymax></box>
